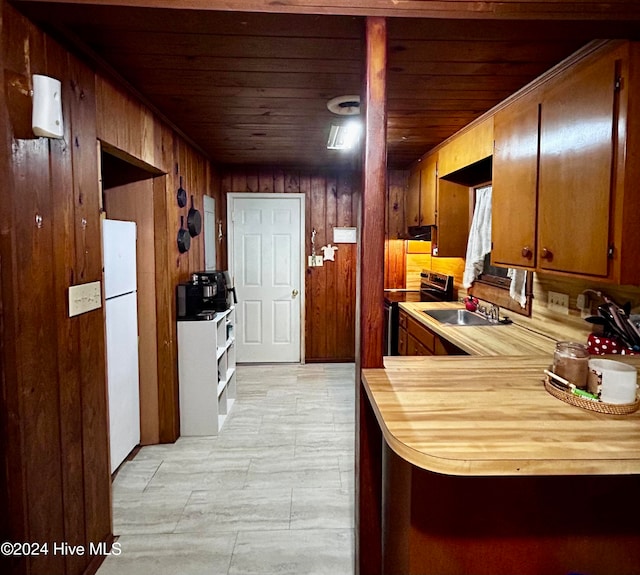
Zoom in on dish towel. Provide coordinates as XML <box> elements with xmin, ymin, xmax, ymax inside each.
<box><xmin>508</xmin><ymin>268</ymin><xmax>527</xmax><ymax>308</ymax></box>
<box><xmin>463</xmin><ymin>185</ymin><xmax>492</xmax><ymax>288</ymax></box>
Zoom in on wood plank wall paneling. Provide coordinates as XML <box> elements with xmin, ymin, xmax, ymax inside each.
<box><xmin>0</xmin><ymin>3</ymin><xmax>22</xmax><ymax>563</ymax></box>
<box><xmin>69</xmin><ymin>49</ymin><xmax>113</xmax><ymax>565</ymax></box>
<box><xmin>384</xmin><ymin>170</ymin><xmax>407</xmax><ymax>289</ymax></box>
<box><xmin>0</xmin><ymin>5</ymin><xmax>111</xmax><ymax>574</ymax></box>
<box><xmin>386</xmin><ymin>170</ymin><xmax>406</xmax><ymax>240</ymax></box>
<box><xmin>47</xmin><ymin>39</ymin><xmax>87</xmax><ymax>575</ymax></box>
<box><xmin>0</xmin><ymin>3</ymin><xmax>222</xmax><ymax>574</ymax></box>
<box><xmin>221</xmin><ymin>167</ymin><xmax>359</xmax><ymax>362</ymax></box>
<box><xmin>96</xmin><ymin>63</ymin><xmax>223</xmax><ymax>444</ymax></box>
<box><xmin>4</xmin><ymin>11</ymin><xmax>66</xmax><ymax>575</ymax></box>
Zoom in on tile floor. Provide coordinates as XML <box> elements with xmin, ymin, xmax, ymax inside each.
<box><xmin>97</xmin><ymin>363</ymin><xmax>356</xmax><ymax>575</ymax></box>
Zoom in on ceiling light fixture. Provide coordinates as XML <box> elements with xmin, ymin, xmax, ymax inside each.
<box><xmin>327</xmin><ymin>121</ymin><xmax>361</xmax><ymax>150</ymax></box>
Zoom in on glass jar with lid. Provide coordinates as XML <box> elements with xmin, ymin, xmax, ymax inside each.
<box><xmin>553</xmin><ymin>341</ymin><xmax>590</xmax><ymax>389</ymax></box>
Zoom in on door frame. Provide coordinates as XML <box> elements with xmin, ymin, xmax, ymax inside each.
<box><xmin>227</xmin><ymin>193</ymin><xmax>306</xmax><ymax>363</ymax></box>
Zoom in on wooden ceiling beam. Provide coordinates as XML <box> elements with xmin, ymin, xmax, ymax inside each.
<box><xmin>13</xmin><ymin>0</ymin><xmax>640</xmax><ymax>20</ymax></box>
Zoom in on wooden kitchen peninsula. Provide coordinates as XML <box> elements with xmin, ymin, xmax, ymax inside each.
<box><xmin>361</xmin><ymin>356</ymin><xmax>640</xmax><ymax>575</ymax></box>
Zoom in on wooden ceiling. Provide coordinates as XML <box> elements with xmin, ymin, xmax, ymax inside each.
<box><xmin>14</xmin><ymin>2</ymin><xmax>640</xmax><ymax>169</ymax></box>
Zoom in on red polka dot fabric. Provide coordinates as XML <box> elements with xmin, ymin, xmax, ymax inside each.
<box><xmin>587</xmin><ymin>333</ymin><xmax>638</xmax><ymax>356</ymax></box>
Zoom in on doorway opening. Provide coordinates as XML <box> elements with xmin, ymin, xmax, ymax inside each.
<box><xmin>100</xmin><ymin>146</ymin><xmax>164</xmax><ymax>456</ymax></box>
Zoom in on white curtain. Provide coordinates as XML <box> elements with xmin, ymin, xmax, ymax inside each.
<box><xmin>463</xmin><ymin>185</ymin><xmax>492</xmax><ymax>288</ymax></box>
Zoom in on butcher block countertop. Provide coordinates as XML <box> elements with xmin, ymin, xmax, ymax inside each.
<box><xmin>399</xmin><ymin>301</ymin><xmax>569</xmax><ymax>356</ymax></box>
<box><xmin>363</xmin><ymin>355</ymin><xmax>640</xmax><ymax>477</ymax></box>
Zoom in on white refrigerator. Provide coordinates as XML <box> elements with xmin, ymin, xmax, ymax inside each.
<box><xmin>102</xmin><ymin>219</ymin><xmax>140</xmax><ymax>473</ymax></box>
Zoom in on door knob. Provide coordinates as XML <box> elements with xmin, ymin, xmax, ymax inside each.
<box><xmin>292</xmin><ymin>289</ymin><xmax>299</xmax><ymax>298</ymax></box>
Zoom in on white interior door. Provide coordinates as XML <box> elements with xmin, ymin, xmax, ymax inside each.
<box><xmin>229</xmin><ymin>194</ymin><xmax>304</xmax><ymax>363</ymax></box>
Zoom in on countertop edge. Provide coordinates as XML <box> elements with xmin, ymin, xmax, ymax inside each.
<box><xmin>361</xmin><ymin>360</ymin><xmax>640</xmax><ymax>477</ymax></box>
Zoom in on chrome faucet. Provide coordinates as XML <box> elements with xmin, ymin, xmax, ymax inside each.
<box><xmin>489</xmin><ymin>304</ymin><xmax>500</xmax><ymax>323</ymax></box>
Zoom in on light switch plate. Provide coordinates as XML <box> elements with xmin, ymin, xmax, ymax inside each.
<box><xmin>313</xmin><ymin>255</ymin><xmax>324</xmax><ymax>266</ymax></box>
<box><xmin>68</xmin><ymin>281</ymin><xmax>102</xmax><ymax>317</ymax></box>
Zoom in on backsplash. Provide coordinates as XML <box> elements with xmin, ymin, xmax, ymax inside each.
<box><xmin>527</xmin><ymin>273</ymin><xmax>640</xmax><ymax>341</ymax></box>
<box><xmin>388</xmin><ymin>233</ymin><xmax>640</xmax><ymax>345</ymax></box>
<box><xmin>534</xmin><ymin>273</ymin><xmax>640</xmax><ymax>315</ymax></box>
<box><xmin>402</xmin><ymin>241</ymin><xmax>465</xmax><ymax>294</ymax></box>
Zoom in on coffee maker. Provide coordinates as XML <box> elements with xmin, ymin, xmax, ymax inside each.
<box><xmin>176</xmin><ymin>271</ymin><xmax>236</xmax><ymax>320</ymax></box>
<box><xmin>176</xmin><ymin>280</ymin><xmax>217</xmax><ymax>320</ymax></box>
<box><xmin>192</xmin><ymin>271</ymin><xmax>237</xmax><ymax>312</ymax></box>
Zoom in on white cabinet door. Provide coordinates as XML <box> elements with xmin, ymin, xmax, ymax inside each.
<box><xmin>230</xmin><ymin>195</ymin><xmax>303</xmax><ymax>363</ymax></box>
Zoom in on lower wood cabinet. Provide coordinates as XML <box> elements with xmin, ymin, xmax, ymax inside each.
<box><xmin>399</xmin><ymin>310</ymin><xmax>466</xmax><ymax>356</ymax></box>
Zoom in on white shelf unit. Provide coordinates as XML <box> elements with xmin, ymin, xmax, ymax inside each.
<box><xmin>177</xmin><ymin>306</ymin><xmax>236</xmax><ymax>436</ymax></box>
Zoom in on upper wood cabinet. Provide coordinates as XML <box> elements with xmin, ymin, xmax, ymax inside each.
<box><xmin>406</xmin><ymin>153</ymin><xmax>437</xmax><ymax>230</ymax></box>
<box><xmin>491</xmin><ymin>40</ymin><xmax>640</xmax><ymax>285</ymax></box>
<box><xmin>492</xmin><ymin>91</ymin><xmax>540</xmax><ymax>269</ymax></box>
<box><xmin>438</xmin><ymin>117</ymin><xmax>494</xmax><ymax>178</ymax></box>
<box><xmin>537</xmin><ymin>50</ymin><xmax>616</xmax><ymax>277</ymax></box>
<box><xmin>434</xmin><ymin>179</ymin><xmax>470</xmax><ymax>257</ymax></box>
<box><xmin>406</xmin><ymin>169</ymin><xmax>421</xmax><ymax>228</ymax></box>
<box><xmin>419</xmin><ymin>154</ymin><xmax>437</xmax><ymax>225</ymax></box>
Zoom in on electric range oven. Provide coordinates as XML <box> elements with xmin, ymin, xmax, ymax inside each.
<box><xmin>420</xmin><ymin>269</ymin><xmax>454</xmax><ymax>302</ymax></box>
<box><xmin>384</xmin><ymin>290</ymin><xmax>420</xmax><ymax>356</ymax></box>
<box><xmin>384</xmin><ymin>269</ymin><xmax>455</xmax><ymax>356</ymax></box>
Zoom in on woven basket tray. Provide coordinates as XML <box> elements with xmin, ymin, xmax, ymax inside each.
<box><xmin>543</xmin><ymin>376</ymin><xmax>640</xmax><ymax>415</ymax></box>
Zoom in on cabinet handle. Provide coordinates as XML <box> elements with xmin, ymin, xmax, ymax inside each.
<box><xmin>521</xmin><ymin>246</ymin><xmax>532</xmax><ymax>259</ymax></box>
<box><xmin>540</xmin><ymin>248</ymin><xmax>553</xmax><ymax>260</ymax></box>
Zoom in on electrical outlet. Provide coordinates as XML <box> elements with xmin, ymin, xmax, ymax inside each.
<box><xmin>548</xmin><ymin>290</ymin><xmax>569</xmax><ymax>314</ymax></box>
<box><xmin>68</xmin><ymin>281</ymin><xmax>102</xmax><ymax>317</ymax></box>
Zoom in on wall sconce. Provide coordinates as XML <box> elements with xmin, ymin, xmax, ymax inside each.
<box><xmin>32</xmin><ymin>74</ymin><xmax>64</xmax><ymax>138</ymax></box>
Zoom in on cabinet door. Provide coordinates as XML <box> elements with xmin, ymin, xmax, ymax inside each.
<box><xmin>438</xmin><ymin>116</ymin><xmax>494</xmax><ymax>178</ymax></box>
<box><xmin>407</xmin><ymin>334</ymin><xmax>432</xmax><ymax>356</ymax></box>
<box><xmin>492</xmin><ymin>94</ymin><xmax>540</xmax><ymax>268</ymax></box>
<box><xmin>434</xmin><ymin>179</ymin><xmax>470</xmax><ymax>257</ymax></box>
<box><xmin>538</xmin><ymin>54</ymin><xmax>617</xmax><ymax>276</ymax></box>
<box><xmin>419</xmin><ymin>155</ymin><xmax>437</xmax><ymax>225</ymax></box>
<box><xmin>398</xmin><ymin>327</ymin><xmax>408</xmax><ymax>356</ymax></box>
<box><xmin>406</xmin><ymin>169</ymin><xmax>421</xmax><ymax>228</ymax></box>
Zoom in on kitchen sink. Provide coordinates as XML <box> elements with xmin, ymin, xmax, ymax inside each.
<box><xmin>423</xmin><ymin>309</ymin><xmax>497</xmax><ymax>326</ymax></box>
